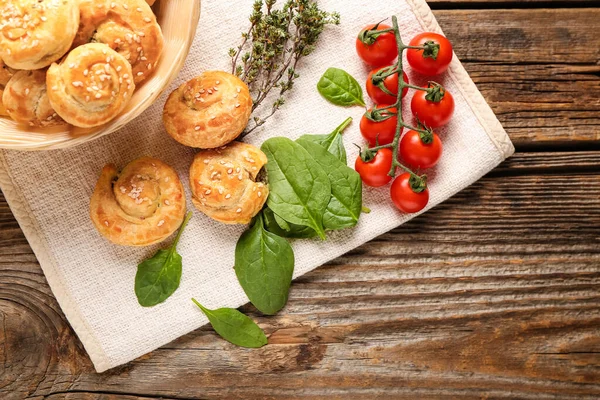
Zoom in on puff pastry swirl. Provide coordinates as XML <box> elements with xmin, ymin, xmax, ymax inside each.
<box><xmin>0</xmin><ymin>0</ymin><xmax>80</xmax><ymax>70</ymax></box>
<box><xmin>2</xmin><ymin>69</ymin><xmax>64</xmax><ymax>126</ymax></box>
<box><xmin>74</xmin><ymin>0</ymin><xmax>164</xmax><ymax>84</ymax></box>
<box><xmin>90</xmin><ymin>157</ymin><xmax>186</xmax><ymax>247</ymax></box>
<box><xmin>163</xmin><ymin>71</ymin><xmax>253</xmax><ymax>149</ymax></box>
<box><xmin>47</xmin><ymin>43</ymin><xmax>135</xmax><ymax>128</ymax></box>
<box><xmin>190</xmin><ymin>142</ymin><xmax>268</xmax><ymax>224</ymax></box>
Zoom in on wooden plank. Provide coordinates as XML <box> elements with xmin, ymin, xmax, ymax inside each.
<box><xmin>1</xmin><ymin>151</ymin><xmax>599</xmax><ymax>399</ymax></box>
<box><xmin>432</xmin><ymin>9</ymin><xmax>600</xmax><ymax>145</ymax></box>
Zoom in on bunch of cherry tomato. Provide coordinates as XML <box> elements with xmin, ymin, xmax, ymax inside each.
<box><xmin>353</xmin><ymin>21</ymin><xmax>455</xmax><ymax>214</ymax></box>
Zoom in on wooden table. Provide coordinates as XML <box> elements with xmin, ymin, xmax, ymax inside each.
<box><xmin>2</xmin><ymin>1</ymin><xmax>599</xmax><ymax>399</ymax></box>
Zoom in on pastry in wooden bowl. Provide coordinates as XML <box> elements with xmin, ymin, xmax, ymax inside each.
<box><xmin>189</xmin><ymin>141</ymin><xmax>268</xmax><ymax>224</ymax></box>
<box><xmin>163</xmin><ymin>71</ymin><xmax>253</xmax><ymax>149</ymax></box>
<box><xmin>90</xmin><ymin>157</ymin><xmax>186</xmax><ymax>246</ymax></box>
<box><xmin>74</xmin><ymin>0</ymin><xmax>164</xmax><ymax>85</ymax></box>
<box><xmin>0</xmin><ymin>0</ymin><xmax>80</xmax><ymax>70</ymax></box>
<box><xmin>0</xmin><ymin>59</ymin><xmax>16</xmax><ymax>117</ymax></box>
<box><xmin>2</xmin><ymin>70</ymin><xmax>65</xmax><ymax>127</ymax></box>
<box><xmin>47</xmin><ymin>43</ymin><xmax>135</xmax><ymax>128</ymax></box>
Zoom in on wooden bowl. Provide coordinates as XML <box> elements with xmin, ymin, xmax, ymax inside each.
<box><xmin>0</xmin><ymin>0</ymin><xmax>201</xmax><ymax>151</ymax></box>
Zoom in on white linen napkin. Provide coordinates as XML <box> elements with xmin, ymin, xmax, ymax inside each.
<box><xmin>0</xmin><ymin>0</ymin><xmax>514</xmax><ymax>372</ymax></box>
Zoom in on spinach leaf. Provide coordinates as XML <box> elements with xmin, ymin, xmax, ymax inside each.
<box><xmin>135</xmin><ymin>212</ymin><xmax>192</xmax><ymax>307</ymax></box>
<box><xmin>235</xmin><ymin>213</ymin><xmax>295</xmax><ymax>315</ymax></box>
<box><xmin>261</xmin><ymin>137</ymin><xmax>331</xmax><ymax>240</ymax></box>
<box><xmin>317</xmin><ymin>67</ymin><xmax>365</xmax><ymax>107</ymax></box>
<box><xmin>192</xmin><ymin>299</ymin><xmax>268</xmax><ymax>348</ymax></box>
<box><xmin>296</xmin><ymin>138</ymin><xmax>362</xmax><ymax>230</ymax></box>
<box><xmin>297</xmin><ymin>117</ymin><xmax>352</xmax><ymax>164</ymax></box>
<box><xmin>263</xmin><ymin>207</ymin><xmax>317</xmax><ymax>239</ymax></box>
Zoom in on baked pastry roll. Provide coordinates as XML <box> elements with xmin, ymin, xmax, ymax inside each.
<box><xmin>163</xmin><ymin>71</ymin><xmax>253</xmax><ymax>149</ymax></box>
<box><xmin>90</xmin><ymin>157</ymin><xmax>186</xmax><ymax>246</ymax></box>
<box><xmin>0</xmin><ymin>59</ymin><xmax>16</xmax><ymax>87</ymax></box>
<box><xmin>0</xmin><ymin>0</ymin><xmax>80</xmax><ymax>70</ymax></box>
<box><xmin>47</xmin><ymin>43</ymin><xmax>135</xmax><ymax>128</ymax></box>
<box><xmin>0</xmin><ymin>59</ymin><xmax>15</xmax><ymax>117</ymax></box>
<box><xmin>74</xmin><ymin>0</ymin><xmax>164</xmax><ymax>84</ymax></box>
<box><xmin>190</xmin><ymin>142</ymin><xmax>268</xmax><ymax>224</ymax></box>
<box><xmin>2</xmin><ymin>70</ymin><xmax>64</xmax><ymax>126</ymax></box>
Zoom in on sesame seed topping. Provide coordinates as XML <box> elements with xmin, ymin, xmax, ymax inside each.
<box><xmin>195</xmin><ymin>126</ymin><xmax>200</xmax><ymax>131</ymax></box>
<box><xmin>144</xmin><ymin>17</ymin><xmax>151</xmax><ymax>23</ymax></box>
<box><xmin>210</xmin><ymin>115</ymin><xmax>216</xmax><ymax>120</ymax></box>
<box><xmin>137</xmin><ymin>72</ymin><xmax>144</xmax><ymax>76</ymax></box>
<box><xmin>83</xmin><ymin>69</ymin><xmax>89</xmax><ymax>76</ymax></box>
<box><xmin>225</xmin><ymin>194</ymin><xmax>232</xmax><ymax>199</ymax></box>
<box><xmin>116</xmin><ymin>65</ymin><xmax>122</xmax><ymax>72</ymax></box>
<box><xmin>122</xmin><ymin>4</ymin><xmax>129</xmax><ymax>10</ymax></box>
<box><xmin>164</xmin><ymin>200</ymin><xmax>170</xmax><ymax>205</ymax></box>
<box><xmin>158</xmin><ymin>220</ymin><xmax>164</xmax><ymax>227</ymax></box>
<box><xmin>69</xmin><ymin>63</ymin><xmax>75</xmax><ymax>69</ymax></box>
<box><xmin>227</xmin><ymin>168</ymin><xmax>233</xmax><ymax>174</ymax></box>
<box><xmin>41</xmin><ymin>16</ymin><xmax>47</xmax><ymax>22</ymax></box>
<box><xmin>236</xmin><ymin>167</ymin><xmax>241</xmax><ymax>173</ymax></box>
<box><xmin>165</xmin><ymin>177</ymin><xmax>170</xmax><ymax>182</ymax></box>
<box><xmin>95</xmin><ymin>93</ymin><xmax>102</xmax><ymax>99</ymax></box>
<box><xmin>238</xmin><ymin>175</ymin><xmax>243</xmax><ymax>181</ymax></box>
<box><xmin>199</xmin><ymin>98</ymin><xmax>205</xmax><ymax>103</ymax></box>
<box><xmin>24</xmin><ymin>88</ymin><xmax>30</xmax><ymax>95</ymax></box>
<box><xmin>104</xmin><ymin>221</ymin><xmax>109</xmax><ymax>226</ymax></box>
<box><xmin>213</xmin><ymin>87</ymin><xmax>218</xmax><ymax>91</ymax></box>
<box><xmin>203</xmin><ymin>159</ymin><xmax>210</xmax><ymax>164</ymax></box>
<box><xmin>120</xmin><ymin>186</ymin><xmax>126</xmax><ymax>193</ymax></box>
<box><xmin>205</xmin><ymin>189</ymin><xmax>212</xmax><ymax>195</ymax></box>
<box><xmin>219</xmin><ymin>188</ymin><xmax>224</xmax><ymax>194</ymax></box>
<box><xmin>235</xmin><ymin>104</ymin><xmax>240</xmax><ymax>108</ymax></box>
<box><xmin>258</xmin><ymin>191</ymin><xmax>262</xmax><ymax>197</ymax></box>
<box><xmin>136</xmin><ymin>7</ymin><xmax>142</xmax><ymax>12</ymax></box>
<box><xmin>111</xmin><ymin>2</ymin><xmax>116</xmax><ymax>8</ymax></box>
<box><xmin>236</xmin><ymin>208</ymin><xmax>242</xmax><ymax>213</ymax></box>
<box><xmin>72</xmin><ymin>81</ymin><xmax>83</xmax><ymax>87</ymax></box>
<box><xmin>236</xmin><ymin>87</ymin><xmax>241</xmax><ymax>93</ymax></box>
<box><xmin>207</xmin><ymin>89</ymin><xmax>213</xmax><ymax>94</ymax></box>
<box><xmin>147</xmin><ymin>64</ymin><xmax>152</xmax><ymax>70</ymax></box>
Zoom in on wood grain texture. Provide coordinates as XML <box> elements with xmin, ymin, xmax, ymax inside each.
<box><xmin>2</xmin><ymin>4</ymin><xmax>600</xmax><ymax>400</ymax></box>
<box><xmin>1</xmin><ymin>151</ymin><xmax>599</xmax><ymax>399</ymax></box>
<box><xmin>434</xmin><ymin>8</ymin><xmax>600</xmax><ymax>146</ymax></box>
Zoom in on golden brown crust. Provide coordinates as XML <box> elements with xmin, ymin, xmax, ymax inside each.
<box><xmin>74</xmin><ymin>0</ymin><xmax>164</xmax><ymax>84</ymax></box>
<box><xmin>0</xmin><ymin>59</ymin><xmax>16</xmax><ymax>87</ymax></box>
<box><xmin>189</xmin><ymin>142</ymin><xmax>268</xmax><ymax>225</ymax></box>
<box><xmin>0</xmin><ymin>0</ymin><xmax>80</xmax><ymax>70</ymax></box>
<box><xmin>47</xmin><ymin>43</ymin><xmax>135</xmax><ymax>128</ymax></box>
<box><xmin>0</xmin><ymin>89</ymin><xmax>7</xmax><ymax>117</ymax></box>
<box><xmin>2</xmin><ymin>69</ymin><xmax>65</xmax><ymax>126</ymax></box>
<box><xmin>163</xmin><ymin>71</ymin><xmax>253</xmax><ymax>149</ymax></box>
<box><xmin>90</xmin><ymin>157</ymin><xmax>186</xmax><ymax>247</ymax></box>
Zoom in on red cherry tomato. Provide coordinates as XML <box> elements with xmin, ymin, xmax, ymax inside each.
<box><xmin>411</xmin><ymin>87</ymin><xmax>455</xmax><ymax>128</ymax></box>
<box><xmin>360</xmin><ymin>107</ymin><xmax>400</xmax><ymax>146</ymax></box>
<box><xmin>366</xmin><ymin>67</ymin><xmax>409</xmax><ymax>105</ymax></box>
<box><xmin>355</xmin><ymin>24</ymin><xmax>398</xmax><ymax>67</ymax></box>
<box><xmin>407</xmin><ymin>32</ymin><xmax>453</xmax><ymax>76</ymax></box>
<box><xmin>355</xmin><ymin>148</ymin><xmax>393</xmax><ymax>187</ymax></box>
<box><xmin>390</xmin><ymin>173</ymin><xmax>429</xmax><ymax>213</ymax></box>
<box><xmin>399</xmin><ymin>130</ymin><xmax>443</xmax><ymax>170</ymax></box>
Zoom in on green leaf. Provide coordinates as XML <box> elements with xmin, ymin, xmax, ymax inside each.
<box><xmin>261</xmin><ymin>137</ymin><xmax>331</xmax><ymax>240</ymax></box>
<box><xmin>296</xmin><ymin>138</ymin><xmax>362</xmax><ymax>231</ymax></box>
<box><xmin>235</xmin><ymin>214</ymin><xmax>295</xmax><ymax>315</ymax></box>
<box><xmin>263</xmin><ymin>207</ymin><xmax>317</xmax><ymax>239</ymax></box>
<box><xmin>135</xmin><ymin>212</ymin><xmax>192</xmax><ymax>307</ymax></box>
<box><xmin>192</xmin><ymin>299</ymin><xmax>268</xmax><ymax>348</ymax></box>
<box><xmin>317</xmin><ymin>67</ymin><xmax>365</xmax><ymax>107</ymax></box>
<box><xmin>296</xmin><ymin>117</ymin><xmax>352</xmax><ymax>164</ymax></box>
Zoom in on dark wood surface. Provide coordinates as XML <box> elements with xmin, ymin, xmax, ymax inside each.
<box><xmin>2</xmin><ymin>2</ymin><xmax>599</xmax><ymax>399</ymax></box>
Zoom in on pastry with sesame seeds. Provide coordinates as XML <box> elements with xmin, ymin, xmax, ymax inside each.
<box><xmin>47</xmin><ymin>43</ymin><xmax>135</xmax><ymax>128</ymax></box>
<box><xmin>163</xmin><ymin>71</ymin><xmax>253</xmax><ymax>149</ymax></box>
<box><xmin>0</xmin><ymin>0</ymin><xmax>80</xmax><ymax>70</ymax></box>
<box><xmin>73</xmin><ymin>0</ymin><xmax>164</xmax><ymax>85</ymax></box>
<box><xmin>189</xmin><ymin>141</ymin><xmax>268</xmax><ymax>225</ymax></box>
<box><xmin>90</xmin><ymin>157</ymin><xmax>186</xmax><ymax>246</ymax></box>
<box><xmin>2</xmin><ymin>69</ymin><xmax>65</xmax><ymax>126</ymax></box>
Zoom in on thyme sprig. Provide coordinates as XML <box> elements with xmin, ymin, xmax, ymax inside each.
<box><xmin>231</xmin><ymin>0</ymin><xmax>340</xmax><ymax>137</ymax></box>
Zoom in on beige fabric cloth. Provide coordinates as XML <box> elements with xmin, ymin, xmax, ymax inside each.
<box><xmin>0</xmin><ymin>0</ymin><xmax>514</xmax><ymax>372</ymax></box>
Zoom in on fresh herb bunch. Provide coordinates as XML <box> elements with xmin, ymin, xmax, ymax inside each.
<box><xmin>230</xmin><ymin>0</ymin><xmax>340</xmax><ymax>136</ymax></box>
